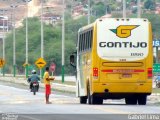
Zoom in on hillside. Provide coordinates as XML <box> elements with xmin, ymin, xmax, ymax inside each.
<box><xmin>1</xmin><ymin>0</ymin><xmax>160</xmax><ymax>75</ymax></box>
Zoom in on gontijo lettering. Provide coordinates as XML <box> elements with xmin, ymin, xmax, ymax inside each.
<box><xmin>99</xmin><ymin>42</ymin><xmax>147</xmax><ymax>48</ymax></box>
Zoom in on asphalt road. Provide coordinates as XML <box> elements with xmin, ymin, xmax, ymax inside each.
<box><xmin>0</xmin><ymin>82</ymin><xmax>160</xmax><ymax>120</ymax></box>
<box><xmin>0</xmin><ymin>114</ymin><xmax>134</xmax><ymax>120</ymax></box>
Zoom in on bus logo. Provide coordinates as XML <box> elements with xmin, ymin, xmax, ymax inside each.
<box><xmin>110</xmin><ymin>25</ymin><xmax>139</xmax><ymax>38</ymax></box>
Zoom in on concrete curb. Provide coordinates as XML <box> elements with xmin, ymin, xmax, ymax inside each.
<box><xmin>0</xmin><ymin>77</ymin><xmax>76</xmax><ymax>93</ymax></box>
<box><xmin>151</xmin><ymin>93</ymin><xmax>160</xmax><ymax>96</ymax></box>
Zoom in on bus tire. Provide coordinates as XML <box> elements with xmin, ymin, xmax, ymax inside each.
<box><xmin>87</xmin><ymin>85</ymin><xmax>96</xmax><ymax>104</ymax></box>
<box><xmin>138</xmin><ymin>95</ymin><xmax>147</xmax><ymax>105</ymax></box>
<box><xmin>90</xmin><ymin>95</ymin><xmax>97</xmax><ymax>104</ymax></box>
<box><xmin>125</xmin><ymin>97</ymin><xmax>137</xmax><ymax>105</ymax></box>
<box><xmin>95</xmin><ymin>98</ymin><xmax>103</xmax><ymax>104</ymax></box>
<box><xmin>87</xmin><ymin>84</ymin><xmax>91</xmax><ymax>104</ymax></box>
<box><xmin>80</xmin><ymin>96</ymin><xmax>87</xmax><ymax>104</ymax></box>
<box><xmin>87</xmin><ymin>89</ymin><xmax>91</xmax><ymax>104</ymax></box>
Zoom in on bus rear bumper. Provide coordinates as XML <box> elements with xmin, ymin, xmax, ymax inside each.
<box><xmin>92</xmin><ymin>93</ymin><xmax>151</xmax><ymax>99</ymax></box>
<box><xmin>91</xmin><ymin>82</ymin><xmax>152</xmax><ymax>99</ymax></box>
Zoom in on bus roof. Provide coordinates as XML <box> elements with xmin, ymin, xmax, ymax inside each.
<box><xmin>96</xmin><ymin>17</ymin><xmax>149</xmax><ymax>23</ymax></box>
<box><xmin>78</xmin><ymin>23</ymin><xmax>94</xmax><ymax>33</ymax></box>
<box><xmin>78</xmin><ymin>18</ymin><xmax>149</xmax><ymax>33</ymax></box>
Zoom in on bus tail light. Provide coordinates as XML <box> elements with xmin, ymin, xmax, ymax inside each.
<box><xmin>148</xmin><ymin>68</ymin><xmax>152</xmax><ymax>79</ymax></box>
<box><xmin>93</xmin><ymin>68</ymin><xmax>98</xmax><ymax>77</ymax></box>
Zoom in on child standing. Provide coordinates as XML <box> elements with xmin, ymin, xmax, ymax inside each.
<box><xmin>43</xmin><ymin>66</ymin><xmax>55</xmax><ymax>104</ymax></box>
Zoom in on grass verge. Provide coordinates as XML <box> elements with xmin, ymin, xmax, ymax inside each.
<box><xmin>152</xmin><ymin>88</ymin><xmax>160</xmax><ymax>93</ymax></box>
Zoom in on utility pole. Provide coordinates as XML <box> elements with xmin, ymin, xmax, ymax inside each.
<box><xmin>13</xmin><ymin>6</ymin><xmax>16</xmax><ymax>77</ymax></box>
<box><xmin>88</xmin><ymin>0</ymin><xmax>90</xmax><ymax>24</ymax></box>
<box><xmin>123</xmin><ymin>0</ymin><xmax>126</xmax><ymax>18</ymax></box>
<box><xmin>156</xmin><ymin>46</ymin><xmax>159</xmax><ymax>63</ymax></box>
<box><xmin>1</xmin><ymin>9</ymin><xmax>7</xmax><ymax>76</ymax></box>
<box><xmin>2</xmin><ymin>11</ymin><xmax>5</xmax><ymax>76</ymax></box>
<box><xmin>25</xmin><ymin>0</ymin><xmax>29</xmax><ymax>78</ymax></box>
<box><xmin>62</xmin><ymin>0</ymin><xmax>65</xmax><ymax>83</ymax></box>
<box><xmin>10</xmin><ymin>4</ymin><xmax>17</xmax><ymax>77</ymax></box>
<box><xmin>40</xmin><ymin>0</ymin><xmax>44</xmax><ymax>78</ymax></box>
<box><xmin>137</xmin><ymin>0</ymin><xmax>141</xmax><ymax>18</ymax></box>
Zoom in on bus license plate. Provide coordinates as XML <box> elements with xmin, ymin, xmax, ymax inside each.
<box><xmin>122</xmin><ymin>74</ymin><xmax>132</xmax><ymax>78</ymax></box>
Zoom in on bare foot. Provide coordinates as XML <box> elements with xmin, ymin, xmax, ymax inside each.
<box><xmin>46</xmin><ymin>102</ymin><xmax>52</xmax><ymax>104</ymax></box>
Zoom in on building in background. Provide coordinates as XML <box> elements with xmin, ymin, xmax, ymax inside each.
<box><xmin>0</xmin><ymin>16</ymin><xmax>8</xmax><ymax>31</ymax></box>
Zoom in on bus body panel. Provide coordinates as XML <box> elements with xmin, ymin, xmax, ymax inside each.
<box><xmin>77</xmin><ymin>33</ymin><xmax>86</xmax><ymax>97</ymax></box>
<box><xmin>97</xmin><ymin>18</ymin><xmax>149</xmax><ymax>62</ymax></box>
<box><xmin>77</xmin><ymin>52</ymin><xmax>92</xmax><ymax>97</ymax></box>
<box><xmin>92</xmin><ymin>82</ymin><xmax>152</xmax><ymax>93</ymax></box>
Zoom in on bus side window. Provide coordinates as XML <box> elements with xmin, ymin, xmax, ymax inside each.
<box><xmin>85</xmin><ymin>32</ymin><xmax>88</xmax><ymax>51</ymax></box>
<box><xmin>83</xmin><ymin>33</ymin><xmax>85</xmax><ymax>51</ymax></box>
<box><xmin>80</xmin><ymin>34</ymin><xmax>83</xmax><ymax>52</ymax></box>
<box><xmin>86</xmin><ymin>31</ymin><xmax>89</xmax><ymax>50</ymax></box>
<box><xmin>90</xmin><ymin>30</ymin><xmax>93</xmax><ymax>48</ymax></box>
<box><xmin>84</xmin><ymin>33</ymin><xmax>86</xmax><ymax>51</ymax></box>
<box><xmin>80</xmin><ymin>34</ymin><xmax>82</xmax><ymax>53</ymax></box>
<box><xmin>79</xmin><ymin>34</ymin><xmax>81</xmax><ymax>52</ymax></box>
<box><xmin>87</xmin><ymin>31</ymin><xmax>90</xmax><ymax>50</ymax></box>
<box><xmin>88</xmin><ymin>30</ymin><xmax>91</xmax><ymax>49</ymax></box>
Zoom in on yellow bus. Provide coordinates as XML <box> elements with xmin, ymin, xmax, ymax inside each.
<box><xmin>70</xmin><ymin>18</ymin><xmax>153</xmax><ymax>105</ymax></box>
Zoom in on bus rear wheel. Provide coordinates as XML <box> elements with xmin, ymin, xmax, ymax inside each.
<box><xmin>87</xmin><ymin>89</ymin><xmax>92</xmax><ymax>104</ymax></box>
<box><xmin>88</xmin><ymin>94</ymin><xmax>102</xmax><ymax>105</ymax></box>
<box><xmin>125</xmin><ymin>97</ymin><xmax>137</xmax><ymax>105</ymax></box>
<box><xmin>80</xmin><ymin>96</ymin><xmax>87</xmax><ymax>104</ymax></box>
<box><xmin>87</xmin><ymin>91</ymin><xmax>103</xmax><ymax>104</ymax></box>
<box><xmin>87</xmin><ymin>86</ymin><xmax>96</xmax><ymax>104</ymax></box>
<box><xmin>137</xmin><ymin>95</ymin><xmax>147</xmax><ymax>105</ymax></box>
<box><xmin>87</xmin><ymin>84</ymin><xmax>103</xmax><ymax>105</ymax></box>
<box><xmin>95</xmin><ymin>98</ymin><xmax>103</xmax><ymax>104</ymax></box>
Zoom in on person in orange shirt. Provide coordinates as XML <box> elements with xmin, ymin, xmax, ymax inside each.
<box><xmin>43</xmin><ymin>66</ymin><xmax>55</xmax><ymax>104</ymax></box>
